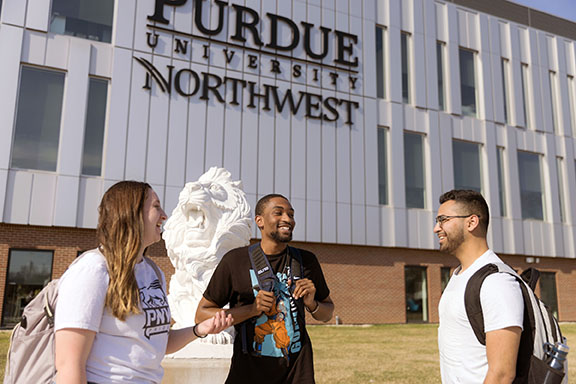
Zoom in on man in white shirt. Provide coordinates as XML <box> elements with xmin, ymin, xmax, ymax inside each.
<box><xmin>435</xmin><ymin>190</ymin><xmax>524</xmax><ymax>384</ymax></box>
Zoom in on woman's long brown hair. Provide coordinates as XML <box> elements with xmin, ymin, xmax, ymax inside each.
<box><xmin>97</xmin><ymin>181</ymin><xmax>151</xmax><ymax>321</ymax></box>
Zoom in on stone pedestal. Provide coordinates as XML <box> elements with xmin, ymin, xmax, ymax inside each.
<box><xmin>161</xmin><ymin>342</ymin><xmax>232</xmax><ymax>384</ymax></box>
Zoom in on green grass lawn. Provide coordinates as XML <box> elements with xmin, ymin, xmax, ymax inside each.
<box><xmin>309</xmin><ymin>323</ymin><xmax>576</xmax><ymax>384</ymax></box>
<box><xmin>0</xmin><ymin>323</ymin><xmax>574</xmax><ymax>382</ymax></box>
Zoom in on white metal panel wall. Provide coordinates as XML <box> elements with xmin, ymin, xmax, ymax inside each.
<box><xmin>25</xmin><ymin>0</ymin><xmax>50</xmax><ymax>32</ymax></box>
<box><xmin>2</xmin><ymin>0</ymin><xmax>576</xmax><ymax>257</ymax></box>
<box><xmin>0</xmin><ymin>25</ymin><xmax>23</xmax><ymax>171</ymax></box>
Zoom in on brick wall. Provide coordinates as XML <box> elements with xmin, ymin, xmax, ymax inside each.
<box><xmin>1</xmin><ymin>223</ymin><xmax>575</xmax><ymax>326</ymax></box>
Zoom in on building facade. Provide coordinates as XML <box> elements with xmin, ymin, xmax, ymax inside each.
<box><xmin>0</xmin><ymin>0</ymin><xmax>575</xmax><ymax>327</ymax></box>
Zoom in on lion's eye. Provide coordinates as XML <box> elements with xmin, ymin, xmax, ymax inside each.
<box><xmin>209</xmin><ymin>184</ymin><xmax>227</xmax><ymax>200</ymax></box>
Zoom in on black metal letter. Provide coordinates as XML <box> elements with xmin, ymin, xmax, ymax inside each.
<box><xmin>200</xmin><ymin>72</ymin><xmax>225</xmax><ymax>102</ymax></box>
<box><xmin>148</xmin><ymin>0</ymin><xmax>187</xmax><ymax>24</ymax></box>
<box><xmin>293</xmin><ymin>65</ymin><xmax>302</xmax><ymax>78</ymax></box>
<box><xmin>175</xmin><ymin>68</ymin><xmax>200</xmax><ymax>97</ymax></box>
<box><xmin>266</xmin><ymin>13</ymin><xmax>300</xmax><ymax>51</ymax></box>
<box><xmin>305</xmin><ymin>92</ymin><xmax>322</xmax><ymax>119</ymax></box>
<box><xmin>223</xmin><ymin>49</ymin><xmax>236</xmax><ymax>64</ymax></box>
<box><xmin>349</xmin><ymin>76</ymin><xmax>358</xmax><ymax>90</ymax></box>
<box><xmin>247</xmin><ymin>55</ymin><xmax>258</xmax><ymax>69</ymax></box>
<box><xmin>339</xmin><ymin>99</ymin><xmax>360</xmax><ymax>125</ymax></box>
<box><xmin>174</xmin><ymin>38</ymin><xmax>189</xmax><ymax>54</ymax></box>
<box><xmin>323</xmin><ymin>97</ymin><xmax>339</xmax><ymax>122</ymax></box>
<box><xmin>302</xmin><ymin>22</ymin><xmax>331</xmax><ymax>60</ymax></box>
<box><xmin>335</xmin><ymin>30</ymin><xmax>359</xmax><ymax>67</ymax></box>
<box><xmin>231</xmin><ymin>4</ymin><xmax>263</xmax><ymax>46</ymax></box>
<box><xmin>271</xmin><ymin>60</ymin><xmax>281</xmax><ymax>74</ymax></box>
<box><xmin>194</xmin><ymin>0</ymin><xmax>227</xmax><ymax>36</ymax></box>
<box><xmin>147</xmin><ymin>33</ymin><xmax>159</xmax><ymax>48</ymax></box>
<box><xmin>224</xmin><ymin>76</ymin><xmax>247</xmax><ymax>105</ymax></box>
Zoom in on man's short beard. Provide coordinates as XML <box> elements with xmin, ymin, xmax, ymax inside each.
<box><xmin>439</xmin><ymin>228</ymin><xmax>465</xmax><ymax>255</ymax></box>
<box><xmin>270</xmin><ymin>230</ymin><xmax>292</xmax><ymax>243</ymax></box>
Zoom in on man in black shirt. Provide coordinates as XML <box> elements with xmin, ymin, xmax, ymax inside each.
<box><xmin>196</xmin><ymin>194</ymin><xmax>334</xmax><ymax>383</ymax></box>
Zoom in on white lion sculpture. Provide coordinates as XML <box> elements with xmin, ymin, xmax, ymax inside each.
<box><xmin>162</xmin><ymin>167</ymin><xmax>252</xmax><ymax>344</ymax></box>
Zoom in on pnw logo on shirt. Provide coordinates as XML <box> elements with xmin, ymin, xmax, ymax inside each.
<box><xmin>139</xmin><ymin>279</ymin><xmax>170</xmax><ymax>339</ymax></box>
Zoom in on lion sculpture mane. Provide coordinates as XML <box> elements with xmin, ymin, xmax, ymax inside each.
<box><xmin>162</xmin><ymin>167</ymin><xmax>252</xmax><ymax>344</ymax></box>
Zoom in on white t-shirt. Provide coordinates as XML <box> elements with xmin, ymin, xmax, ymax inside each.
<box><xmin>55</xmin><ymin>248</ymin><xmax>171</xmax><ymax>384</ymax></box>
<box><xmin>438</xmin><ymin>250</ymin><xmax>524</xmax><ymax>383</ymax></box>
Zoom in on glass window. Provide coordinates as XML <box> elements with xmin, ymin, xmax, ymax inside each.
<box><xmin>401</xmin><ymin>32</ymin><xmax>410</xmax><ymax>104</ymax></box>
<box><xmin>81</xmin><ymin>78</ymin><xmax>109</xmax><ymax>176</ymax></box>
<box><xmin>549</xmin><ymin>71</ymin><xmax>559</xmax><ymax>134</ymax></box>
<box><xmin>501</xmin><ymin>58</ymin><xmax>511</xmax><ymax>124</ymax></box>
<box><xmin>517</xmin><ymin>151</ymin><xmax>544</xmax><ymax>220</ymax></box>
<box><xmin>556</xmin><ymin>157</ymin><xmax>566</xmax><ymax>223</ymax></box>
<box><xmin>377</xmin><ymin>127</ymin><xmax>388</xmax><ymax>205</ymax></box>
<box><xmin>497</xmin><ymin>147</ymin><xmax>507</xmax><ymax>217</ymax></box>
<box><xmin>50</xmin><ymin>0</ymin><xmax>114</xmax><ymax>43</ymax></box>
<box><xmin>539</xmin><ymin>272</ymin><xmax>558</xmax><ymax>319</ymax></box>
<box><xmin>405</xmin><ymin>266</ymin><xmax>428</xmax><ymax>323</ymax></box>
<box><xmin>453</xmin><ymin>140</ymin><xmax>482</xmax><ymax>193</ymax></box>
<box><xmin>376</xmin><ymin>26</ymin><xmax>386</xmax><ymax>99</ymax></box>
<box><xmin>404</xmin><ymin>132</ymin><xmax>426</xmax><ymax>209</ymax></box>
<box><xmin>441</xmin><ymin>267</ymin><xmax>451</xmax><ymax>293</ymax></box>
<box><xmin>521</xmin><ymin>63</ymin><xmax>530</xmax><ymax>128</ymax></box>
<box><xmin>459</xmin><ymin>48</ymin><xmax>477</xmax><ymax>117</ymax></box>
<box><xmin>568</xmin><ymin>76</ymin><xmax>576</xmax><ymax>136</ymax></box>
<box><xmin>2</xmin><ymin>250</ymin><xmax>53</xmax><ymax>327</ymax></box>
<box><xmin>11</xmin><ymin>66</ymin><xmax>65</xmax><ymax>172</ymax></box>
<box><xmin>437</xmin><ymin>42</ymin><xmax>445</xmax><ymax>111</ymax></box>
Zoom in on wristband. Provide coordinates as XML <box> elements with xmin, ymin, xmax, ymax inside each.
<box><xmin>306</xmin><ymin>301</ymin><xmax>320</xmax><ymax>315</ymax></box>
<box><xmin>193</xmin><ymin>324</ymin><xmax>207</xmax><ymax>338</ymax></box>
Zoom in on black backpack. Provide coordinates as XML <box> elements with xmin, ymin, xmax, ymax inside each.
<box><xmin>240</xmin><ymin>243</ymin><xmax>304</xmax><ymax>355</ymax></box>
<box><xmin>464</xmin><ymin>262</ymin><xmax>568</xmax><ymax>384</ymax></box>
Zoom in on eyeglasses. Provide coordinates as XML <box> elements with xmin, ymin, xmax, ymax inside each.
<box><xmin>435</xmin><ymin>214</ymin><xmax>478</xmax><ymax>226</ymax></box>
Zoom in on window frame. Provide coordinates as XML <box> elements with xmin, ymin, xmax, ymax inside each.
<box><xmin>459</xmin><ymin>47</ymin><xmax>478</xmax><ymax>117</ymax></box>
<box><xmin>401</xmin><ymin>31</ymin><xmax>411</xmax><ymax>104</ymax></box>
<box><xmin>452</xmin><ymin>139</ymin><xmax>483</xmax><ymax>193</ymax></box>
<box><xmin>377</xmin><ymin>126</ymin><xmax>389</xmax><ymax>205</ymax></box>
<box><xmin>376</xmin><ymin>25</ymin><xmax>387</xmax><ymax>99</ymax></box>
<box><xmin>501</xmin><ymin>58</ymin><xmax>511</xmax><ymax>125</ymax></box>
<box><xmin>496</xmin><ymin>146</ymin><xmax>507</xmax><ymax>217</ymax></box>
<box><xmin>437</xmin><ymin>41</ymin><xmax>446</xmax><ymax>111</ymax></box>
<box><xmin>404</xmin><ymin>131</ymin><xmax>426</xmax><ymax>209</ymax></box>
<box><xmin>2</xmin><ymin>249</ymin><xmax>54</xmax><ymax>327</ymax></box>
<box><xmin>521</xmin><ymin>63</ymin><xmax>531</xmax><ymax>128</ymax></box>
<box><xmin>404</xmin><ymin>265</ymin><xmax>429</xmax><ymax>323</ymax></box>
<box><xmin>81</xmin><ymin>76</ymin><xmax>110</xmax><ymax>176</ymax></box>
<box><xmin>517</xmin><ymin>150</ymin><xmax>545</xmax><ymax>221</ymax></box>
<box><xmin>10</xmin><ymin>65</ymin><xmax>66</xmax><ymax>172</ymax></box>
<box><xmin>49</xmin><ymin>0</ymin><xmax>115</xmax><ymax>43</ymax></box>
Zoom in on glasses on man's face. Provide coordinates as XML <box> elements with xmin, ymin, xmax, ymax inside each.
<box><xmin>435</xmin><ymin>214</ymin><xmax>478</xmax><ymax>226</ymax></box>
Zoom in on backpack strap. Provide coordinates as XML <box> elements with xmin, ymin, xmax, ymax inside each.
<box><xmin>90</xmin><ymin>249</ymin><xmax>163</xmax><ymax>284</ymax></box>
<box><xmin>287</xmin><ymin>246</ymin><xmax>303</xmax><ymax>290</ymax></box>
<box><xmin>464</xmin><ymin>263</ymin><xmax>500</xmax><ymax>346</ymax></box>
<box><xmin>143</xmin><ymin>256</ymin><xmax>164</xmax><ymax>284</ymax></box>
<box><xmin>520</xmin><ymin>268</ymin><xmax>540</xmax><ymax>291</ymax></box>
<box><xmin>241</xmin><ymin>243</ymin><xmax>277</xmax><ymax>354</ymax></box>
<box><xmin>248</xmin><ymin>243</ymin><xmax>276</xmax><ymax>292</ymax></box>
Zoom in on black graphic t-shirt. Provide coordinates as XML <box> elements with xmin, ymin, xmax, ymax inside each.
<box><xmin>204</xmin><ymin>245</ymin><xmax>330</xmax><ymax>384</ymax></box>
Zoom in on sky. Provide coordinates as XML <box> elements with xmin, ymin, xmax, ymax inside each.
<box><xmin>510</xmin><ymin>0</ymin><xmax>576</xmax><ymax>22</ymax></box>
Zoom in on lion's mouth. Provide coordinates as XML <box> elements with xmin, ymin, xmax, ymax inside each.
<box><xmin>185</xmin><ymin>205</ymin><xmax>206</xmax><ymax>230</ymax></box>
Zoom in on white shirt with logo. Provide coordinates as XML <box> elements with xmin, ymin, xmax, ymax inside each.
<box><xmin>55</xmin><ymin>248</ymin><xmax>170</xmax><ymax>384</ymax></box>
<box><xmin>438</xmin><ymin>250</ymin><xmax>524</xmax><ymax>383</ymax></box>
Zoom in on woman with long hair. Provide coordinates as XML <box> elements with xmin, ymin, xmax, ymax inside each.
<box><xmin>54</xmin><ymin>181</ymin><xmax>232</xmax><ymax>383</ymax></box>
